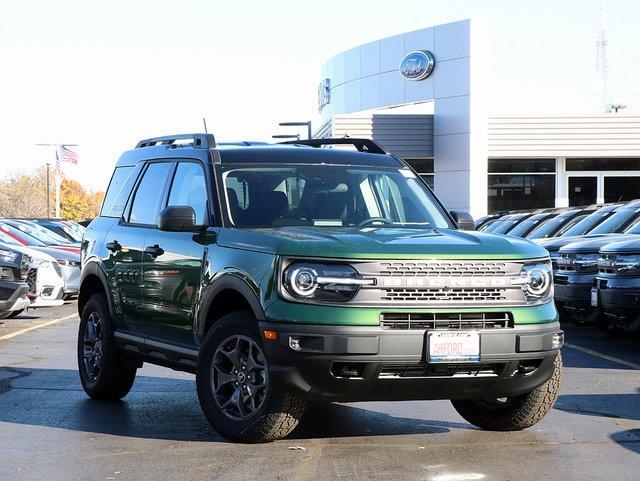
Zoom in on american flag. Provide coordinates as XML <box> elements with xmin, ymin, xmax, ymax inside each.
<box><xmin>57</xmin><ymin>145</ymin><xmax>79</xmax><ymax>164</ymax></box>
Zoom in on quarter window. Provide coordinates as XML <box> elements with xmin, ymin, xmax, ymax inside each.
<box><xmin>167</xmin><ymin>162</ymin><xmax>208</xmax><ymax>224</ymax></box>
<box><xmin>128</xmin><ymin>162</ymin><xmax>172</xmax><ymax>225</ymax></box>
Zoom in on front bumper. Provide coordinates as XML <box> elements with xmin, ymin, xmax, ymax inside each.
<box><xmin>61</xmin><ymin>265</ymin><xmax>80</xmax><ymax>294</ymax></box>
<box><xmin>258</xmin><ymin>320</ymin><xmax>562</xmax><ymax>402</ymax></box>
<box><xmin>554</xmin><ymin>272</ymin><xmax>597</xmax><ymax>319</ymax></box>
<box><xmin>0</xmin><ymin>281</ymin><xmax>29</xmax><ymax>312</ymax></box>
<box><xmin>596</xmin><ymin>276</ymin><xmax>640</xmax><ymax>313</ymax></box>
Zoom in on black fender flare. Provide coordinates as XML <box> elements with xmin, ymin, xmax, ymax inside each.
<box><xmin>78</xmin><ymin>260</ymin><xmax>114</xmax><ymax>318</ymax></box>
<box><xmin>197</xmin><ymin>273</ymin><xmax>266</xmax><ymax>337</ymax></box>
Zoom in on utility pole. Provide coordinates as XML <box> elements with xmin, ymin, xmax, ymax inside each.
<box><xmin>36</xmin><ymin>142</ymin><xmax>78</xmax><ymax>218</ymax></box>
<box><xmin>46</xmin><ymin>163</ymin><xmax>51</xmax><ymax>218</ymax></box>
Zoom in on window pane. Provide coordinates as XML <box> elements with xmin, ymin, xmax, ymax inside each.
<box><xmin>489</xmin><ymin>158</ymin><xmax>555</xmax><ymax>173</ymax></box>
<box><xmin>129</xmin><ymin>163</ymin><xmax>172</xmax><ymax>225</ymax></box>
<box><xmin>604</xmin><ymin>176</ymin><xmax>640</xmax><ymax>203</ymax></box>
<box><xmin>420</xmin><ymin>175</ymin><xmax>434</xmax><ymax>188</ymax></box>
<box><xmin>101</xmin><ymin>166</ymin><xmax>136</xmax><ymax>218</ymax></box>
<box><xmin>167</xmin><ymin>162</ymin><xmax>208</xmax><ymax>224</ymax></box>
<box><xmin>405</xmin><ymin>158</ymin><xmax>434</xmax><ymax>174</ymax></box>
<box><xmin>488</xmin><ymin>175</ymin><xmax>555</xmax><ymax>213</ymax></box>
<box><xmin>567</xmin><ymin>158</ymin><xmax>640</xmax><ymax>171</ymax></box>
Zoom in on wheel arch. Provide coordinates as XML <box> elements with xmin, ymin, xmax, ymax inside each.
<box><xmin>197</xmin><ymin>273</ymin><xmax>266</xmax><ymax>338</ymax></box>
<box><xmin>78</xmin><ymin>261</ymin><xmax>113</xmax><ymax>319</ymax></box>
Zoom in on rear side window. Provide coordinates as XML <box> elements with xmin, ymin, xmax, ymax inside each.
<box><xmin>166</xmin><ymin>162</ymin><xmax>208</xmax><ymax>224</ymax></box>
<box><xmin>101</xmin><ymin>166</ymin><xmax>137</xmax><ymax>218</ymax></box>
<box><xmin>128</xmin><ymin>163</ymin><xmax>173</xmax><ymax>225</ymax></box>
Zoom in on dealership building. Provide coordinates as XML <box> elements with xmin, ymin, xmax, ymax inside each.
<box><xmin>315</xmin><ymin>19</ymin><xmax>640</xmax><ymax>218</ymax></box>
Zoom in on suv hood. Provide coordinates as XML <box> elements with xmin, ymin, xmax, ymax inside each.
<box><xmin>559</xmin><ymin>234</ymin><xmax>640</xmax><ymax>254</ymax></box>
<box><xmin>217</xmin><ymin>226</ymin><xmax>548</xmax><ymax>260</ymax></box>
<box><xmin>601</xmin><ymin>237</ymin><xmax>640</xmax><ymax>254</ymax></box>
<box><xmin>534</xmin><ymin>233</ymin><xmax>615</xmax><ymax>252</ymax></box>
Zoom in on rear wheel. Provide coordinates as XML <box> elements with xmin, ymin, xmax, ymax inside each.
<box><xmin>77</xmin><ymin>293</ymin><xmax>137</xmax><ymax>400</ymax></box>
<box><xmin>451</xmin><ymin>352</ymin><xmax>562</xmax><ymax>431</ymax></box>
<box><xmin>196</xmin><ymin>310</ymin><xmax>306</xmax><ymax>442</ymax></box>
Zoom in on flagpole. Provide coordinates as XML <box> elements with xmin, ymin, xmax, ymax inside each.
<box><xmin>36</xmin><ymin>142</ymin><xmax>78</xmax><ymax>219</ymax></box>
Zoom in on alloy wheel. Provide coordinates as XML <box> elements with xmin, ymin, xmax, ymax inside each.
<box><xmin>210</xmin><ymin>335</ymin><xmax>268</xmax><ymax>420</ymax></box>
<box><xmin>82</xmin><ymin>312</ymin><xmax>104</xmax><ymax>381</ymax></box>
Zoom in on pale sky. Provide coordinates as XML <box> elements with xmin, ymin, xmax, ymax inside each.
<box><xmin>1</xmin><ymin>0</ymin><xmax>639</xmax><ymax>192</ymax></box>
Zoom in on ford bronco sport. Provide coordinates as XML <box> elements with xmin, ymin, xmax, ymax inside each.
<box><xmin>78</xmin><ymin>134</ymin><xmax>563</xmax><ymax>442</ymax></box>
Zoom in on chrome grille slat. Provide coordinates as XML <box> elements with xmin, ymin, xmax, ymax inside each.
<box><xmin>376</xmin><ymin>261</ymin><xmax>509</xmax><ymax>277</ymax></box>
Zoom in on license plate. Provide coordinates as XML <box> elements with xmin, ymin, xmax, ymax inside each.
<box><xmin>428</xmin><ymin>331</ymin><xmax>480</xmax><ymax>363</ymax></box>
<box><xmin>591</xmin><ymin>287</ymin><xmax>599</xmax><ymax>307</ymax></box>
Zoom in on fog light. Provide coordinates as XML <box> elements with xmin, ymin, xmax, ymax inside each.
<box><xmin>552</xmin><ymin>332</ymin><xmax>564</xmax><ymax>349</ymax></box>
<box><xmin>289</xmin><ymin>336</ymin><xmax>302</xmax><ymax>351</ymax></box>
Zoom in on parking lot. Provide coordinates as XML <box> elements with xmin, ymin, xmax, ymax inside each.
<box><xmin>0</xmin><ymin>302</ymin><xmax>637</xmax><ymax>481</ymax></box>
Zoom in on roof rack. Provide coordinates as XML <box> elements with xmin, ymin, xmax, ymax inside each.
<box><xmin>135</xmin><ymin>133</ymin><xmax>216</xmax><ymax>149</ymax></box>
<box><xmin>279</xmin><ymin>138</ymin><xmax>387</xmax><ymax>154</ymax></box>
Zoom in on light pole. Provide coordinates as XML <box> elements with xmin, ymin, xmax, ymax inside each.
<box><xmin>46</xmin><ymin>163</ymin><xmax>51</xmax><ymax>218</ymax></box>
<box><xmin>278</xmin><ymin>121</ymin><xmax>312</xmax><ymax>140</ymax></box>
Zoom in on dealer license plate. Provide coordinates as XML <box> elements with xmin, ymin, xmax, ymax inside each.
<box><xmin>428</xmin><ymin>331</ymin><xmax>480</xmax><ymax>363</ymax></box>
<box><xmin>591</xmin><ymin>287</ymin><xmax>599</xmax><ymax>307</ymax></box>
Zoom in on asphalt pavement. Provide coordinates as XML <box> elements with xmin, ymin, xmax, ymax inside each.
<box><xmin>0</xmin><ymin>303</ymin><xmax>639</xmax><ymax>481</ymax></box>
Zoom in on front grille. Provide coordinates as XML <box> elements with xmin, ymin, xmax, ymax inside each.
<box><xmin>381</xmin><ymin>287</ymin><xmax>507</xmax><ymax>303</ymax></box>
<box><xmin>377</xmin><ymin>261</ymin><xmax>508</xmax><ymax>277</ymax></box>
<box><xmin>554</xmin><ymin>275</ymin><xmax>568</xmax><ymax>285</ymax></box>
<box><xmin>26</xmin><ymin>268</ymin><xmax>37</xmax><ymax>292</ymax></box>
<box><xmin>380</xmin><ymin>312</ymin><xmax>513</xmax><ymax>330</ymax></box>
<box><xmin>378</xmin><ymin>363</ymin><xmax>505</xmax><ymax>379</ymax></box>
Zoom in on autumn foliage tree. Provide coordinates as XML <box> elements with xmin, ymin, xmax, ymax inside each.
<box><xmin>0</xmin><ymin>168</ymin><xmax>103</xmax><ymax>220</ymax></box>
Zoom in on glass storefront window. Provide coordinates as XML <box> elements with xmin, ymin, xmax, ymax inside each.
<box><xmin>488</xmin><ymin>174</ymin><xmax>555</xmax><ymax>213</ymax></box>
<box><xmin>489</xmin><ymin>158</ymin><xmax>555</xmax><ymax>173</ymax></box>
<box><xmin>567</xmin><ymin>158</ymin><xmax>640</xmax><ymax>171</ymax></box>
<box><xmin>405</xmin><ymin>158</ymin><xmax>434</xmax><ymax>188</ymax></box>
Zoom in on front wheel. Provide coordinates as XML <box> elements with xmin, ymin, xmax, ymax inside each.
<box><xmin>196</xmin><ymin>311</ymin><xmax>307</xmax><ymax>443</ymax></box>
<box><xmin>451</xmin><ymin>352</ymin><xmax>562</xmax><ymax>431</ymax></box>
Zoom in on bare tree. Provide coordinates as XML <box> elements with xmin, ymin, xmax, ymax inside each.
<box><xmin>0</xmin><ymin>167</ymin><xmax>52</xmax><ymax>218</ymax></box>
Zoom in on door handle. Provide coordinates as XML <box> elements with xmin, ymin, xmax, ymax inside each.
<box><xmin>106</xmin><ymin>240</ymin><xmax>122</xmax><ymax>252</ymax></box>
<box><xmin>144</xmin><ymin>244</ymin><xmax>165</xmax><ymax>257</ymax></box>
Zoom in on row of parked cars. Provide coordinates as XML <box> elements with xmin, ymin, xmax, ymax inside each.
<box><xmin>0</xmin><ymin>219</ymin><xmax>84</xmax><ymax>319</ymax></box>
<box><xmin>477</xmin><ymin>200</ymin><xmax>640</xmax><ymax>333</ymax></box>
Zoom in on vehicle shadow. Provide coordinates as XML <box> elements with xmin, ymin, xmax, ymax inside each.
<box><xmin>555</xmin><ymin>392</ymin><xmax>640</xmax><ymax>422</ymax></box>
<box><xmin>610</xmin><ymin>429</ymin><xmax>640</xmax><ymax>455</ymax></box>
<box><xmin>0</xmin><ymin>366</ymin><xmax>466</xmax><ymax>443</ymax></box>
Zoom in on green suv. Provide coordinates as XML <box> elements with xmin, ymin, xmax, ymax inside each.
<box><xmin>77</xmin><ymin>134</ymin><xmax>563</xmax><ymax>442</ymax></box>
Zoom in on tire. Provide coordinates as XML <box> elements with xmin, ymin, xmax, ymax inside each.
<box><xmin>77</xmin><ymin>292</ymin><xmax>137</xmax><ymax>400</ymax></box>
<box><xmin>7</xmin><ymin>309</ymin><xmax>25</xmax><ymax>319</ymax></box>
<box><xmin>451</xmin><ymin>352</ymin><xmax>562</xmax><ymax>431</ymax></box>
<box><xmin>196</xmin><ymin>310</ymin><xmax>307</xmax><ymax>443</ymax></box>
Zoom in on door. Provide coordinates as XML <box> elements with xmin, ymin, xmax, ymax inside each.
<box><xmin>139</xmin><ymin>160</ymin><xmax>211</xmax><ymax>345</ymax></box>
<box><xmin>116</xmin><ymin>160</ymin><xmax>175</xmax><ymax>334</ymax></box>
<box><xmin>568</xmin><ymin>176</ymin><xmax>597</xmax><ymax>206</ymax></box>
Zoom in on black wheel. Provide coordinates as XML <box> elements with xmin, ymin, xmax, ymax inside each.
<box><xmin>451</xmin><ymin>352</ymin><xmax>562</xmax><ymax>431</ymax></box>
<box><xmin>77</xmin><ymin>293</ymin><xmax>137</xmax><ymax>400</ymax></box>
<box><xmin>6</xmin><ymin>309</ymin><xmax>25</xmax><ymax>319</ymax></box>
<box><xmin>196</xmin><ymin>310</ymin><xmax>307</xmax><ymax>443</ymax></box>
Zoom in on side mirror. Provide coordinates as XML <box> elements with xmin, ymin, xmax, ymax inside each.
<box><xmin>450</xmin><ymin>210</ymin><xmax>475</xmax><ymax>231</ymax></box>
<box><xmin>158</xmin><ymin>205</ymin><xmax>196</xmax><ymax>232</ymax></box>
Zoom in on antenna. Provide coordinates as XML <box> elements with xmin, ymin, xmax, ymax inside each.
<box><xmin>202</xmin><ymin>117</ymin><xmax>208</xmax><ymax>134</ymax></box>
<box><xmin>595</xmin><ymin>0</ymin><xmax>608</xmax><ymax>112</ymax></box>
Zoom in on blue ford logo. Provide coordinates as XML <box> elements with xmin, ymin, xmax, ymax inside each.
<box><xmin>399</xmin><ymin>50</ymin><xmax>435</xmax><ymax>81</ymax></box>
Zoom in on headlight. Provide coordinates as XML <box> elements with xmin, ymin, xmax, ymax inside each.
<box><xmin>282</xmin><ymin>262</ymin><xmax>374</xmax><ymax>302</ymax></box>
<box><xmin>0</xmin><ymin>249</ymin><xmax>18</xmax><ymax>263</ymax></box>
<box><xmin>518</xmin><ymin>262</ymin><xmax>553</xmax><ymax>303</ymax></box>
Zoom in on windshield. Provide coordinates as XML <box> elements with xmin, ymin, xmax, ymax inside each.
<box><xmin>220</xmin><ymin>165</ymin><xmax>451</xmax><ymax>229</ymax></box>
<box><xmin>0</xmin><ymin>223</ymin><xmax>46</xmax><ymax>246</ymax></box>
<box><xmin>0</xmin><ymin>230</ymin><xmax>21</xmax><ymax>246</ymax></box>
<box><xmin>507</xmin><ymin>214</ymin><xmax>551</xmax><ymax>237</ymax></box>
<box><xmin>527</xmin><ymin>212</ymin><xmax>581</xmax><ymax>239</ymax></box>
<box><xmin>491</xmin><ymin>215</ymin><xmax>527</xmax><ymax>234</ymax></box>
<box><xmin>589</xmin><ymin>208</ymin><xmax>640</xmax><ymax>235</ymax></box>
<box><xmin>562</xmin><ymin>209</ymin><xmax>615</xmax><ymax>237</ymax></box>
<box><xmin>10</xmin><ymin>221</ymin><xmax>70</xmax><ymax>245</ymax></box>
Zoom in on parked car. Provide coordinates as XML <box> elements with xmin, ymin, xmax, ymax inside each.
<box><xmin>4</xmin><ymin>219</ymin><xmax>79</xmax><ymax>248</ymax></box>
<box><xmin>482</xmin><ymin>212</ymin><xmax>534</xmax><ymax>234</ymax></box>
<box><xmin>475</xmin><ymin>212</ymin><xmax>506</xmax><ymax>230</ymax></box>
<box><xmin>535</xmin><ymin>203</ymin><xmax>633</xmax><ymax>269</ymax></box>
<box><xmin>77</xmin><ymin>134</ymin><xmax>563</xmax><ymax>443</ymax></box>
<box><xmin>33</xmin><ymin>219</ymin><xmax>84</xmax><ymax>243</ymax></box>
<box><xmin>0</xmin><ymin>223</ymin><xmax>80</xmax><ymax>297</ymax></box>
<box><xmin>526</xmin><ymin>206</ymin><xmax>599</xmax><ymax>240</ymax></box>
<box><xmin>506</xmin><ymin>210</ymin><xmax>562</xmax><ymax>238</ymax></box>
<box><xmin>0</xmin><ymin>221</ymin><xmax>79</xmax><ymax>254</ymax></box>
<box><xmin>0</xmin><ymin>246</ymin><xmax>31</xmax><ymax>319</ymax></box>
<box><xmin>595</xmin><ymin>237</ymin><xmax>640</xmax><ymax>333</ymax></box>
<box><xmin>0</xmin><ymin>241</ymin><xmax>65</xmax><ymax>308</ymax></box>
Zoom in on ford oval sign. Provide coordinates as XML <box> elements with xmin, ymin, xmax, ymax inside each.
<box><xmin>399</xmin><ymin>50</ymin><xmax>435</xmax><ymax>81</ymax></box>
